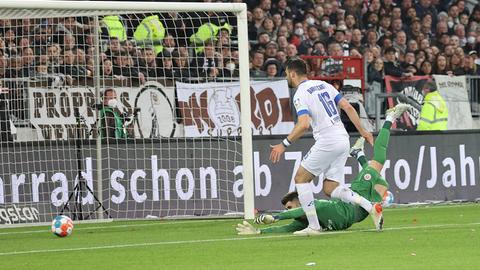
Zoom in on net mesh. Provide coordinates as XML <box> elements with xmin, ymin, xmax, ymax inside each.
<box><xmin>0</xmin><ymin>7</ymin><xmax>246</xmax><ymax>225</ymax></box>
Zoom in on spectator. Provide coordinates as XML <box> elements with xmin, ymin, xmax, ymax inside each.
<box><xmin>276</xmin><ymin>35</ymin><xmax>289</xmax><ymax>52</ymax></box>
<box><xmin>402</xmin><ymin>51</ymin><xmax>416</xmax><ymax>68</ymax></box>
<box><xmin>418</xmin><ymin>60</ymin><xmax>433</xmax><ymax>75</ymax></box>
<box><xmin>192</xmin><ymin>42</ymin><xmax>220</xmax><ymax>79</ymax></box>
<box><xmin>285</xmin><ymin>43</ymin><xmax>298</xmax><ymax>59</ymax></box>
<box><xmin>112</xmin><ymin>51</ymin><xmax>145</xmax><ymax>84</ymax></box>
<box><xmin>461</xmin><ymin>55</ymin><xmax>477</xmax><ymax>75</ymax></box>
<box><xmin>290</xmin><ymin>23</ymin><xmax>306</xmax><ymax>47</ymax></box>
<box><xmin>415</xmin><ymin>0</ymin><xmax>438</xmax><ymax>28</ymax></box>
<box><xmin>391</xmin><ymin>18</ymin><xmax>404</xmax><ymax>34</ymax></box>
<box><xmin>363</xmin><ymin>29</ymin><xmax>381</xmax><ymax>53</ymax></box>
<box><xmin>258</xmin><ymin>17</ymin><xmax>276</xmax><ymax>40</ymax></box>
<box><xmin>249</xmin><ymin>50</ymin><xmax>266</xmax><ymax>78</ymax></box>
<box><xmin>99</xmin><ymin>88</ymin><xmax>128</xmax><ymax>139</ymax></box>
<box><xmin>393</xmin><ymin>31</ymin><xmax>407</xmax><ymax>55</ymax></box>
<box><xmin>275</xmin><ymin>50</ymin><xmax>287</xmax><ymax>65</ymax></box>
<box><xmin>367</xmin><ymin>57</ymin><xmax>384</xmax><ymax>84</ymax></box>
<box><xmin>102</xmin><ymin>59</ymin><xmax>115</xmax><ymax>77</ymax></box>
<box><xmin>271</xmin><ymin>0</ymin><xmax>293</xmax><ymax>20</ymax></box>
<box><xmin>158</xmin><ymin>51</ymin><xmax>183</xmax><ymax>79</ymax></box>
<box><xmin>105</xmin><ymin>37</ymin><xmax>122</xmax><ymax>58</ymax></box>
<box><xmin>312</xmin><ymin>40</ymin><xmax>326</xmax><ymax>56</ymax></box>
<box><xmin>321</xmin><ymin>42</ymin><xmax>343</xmax><ymax>76</ymax></box>
<box><xmin>140</xmin><ymin>47</ymin><xmax>161</xmax><ymax>78</ymax></box>
<box><xmin>264</xmin><ymin>59</ymin><xmax>280</xmax><ymax>78</ymax></box>
<box><xmin>407</xmin><ymin>39</ymin><xmax>419</xmax><ymax>52</ymax></box>
<box><xmin>384</xmin><ymin>47</ymin><xmax>413</xmax><ymax>77</ymax></box>
<box><xmin>63</xmin><ymin>34</ymin><xmax>76</xmax><ymax>52</ymax></box>
<box><xmin>59</xmin><ymin>50</ymin><xmax>92</xmax><ymax>80</ymax></box>
<box><xmin>248</xmin><ymin>7</ymin><xmax>265</xmax><ymax>40</ymax></box>
<box><xmin>298</xmin><ymin>26</ymin><xmax>319</xmax><ymax>55</ymax></box>
<box><xmin>264</xmin><ymin>41</ymin><xmax>278</xmax><ymax>59</ymax></box>
<box><xmin>221</xmin><ymin>57</ymin><xmax>239</xmax><ymax>78</ymax></box>
<box><xmin>253</xmin><ymin>31</ymin><xmax>271</xmax><ymax>51</ymax></box>
<box><xmin>350</xmin><ymin>29</ymin><xmax>363</xmax><ymax>52</ymax></box>
<box><xmin>21</xmin><ymin>47</ymin><xmax>35</xmax><ymax>77</ymax></box>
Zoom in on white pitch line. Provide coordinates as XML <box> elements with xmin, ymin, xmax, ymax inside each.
<box><xmin>0</xmin><ymin>219</ymin><xmax>234</xmax><ymax>236</ymax></box>
<box><xmin>0</xmin><ymin>222</ymin><xmax>479</xmax><ymax>257</ymax></box>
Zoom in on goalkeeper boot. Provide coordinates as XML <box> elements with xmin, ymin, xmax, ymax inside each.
<box><xmin>350</xmin><ymin>137</ymin><xmax>365</xmax><ymax>159</ymax></box>
<box><xmin>293</xmin><ymin>226</ymin><xmax>322</xmax><ymax>236</ymax></box>
<box><xmin>386</xmin><ymin>103</ymin><xmax>412</xmax><ymax>121</ymax></box>
<box><xmin>370</xmin><ymin>203</ymin><xmax>384</xmax><ymax>231</ymax></box>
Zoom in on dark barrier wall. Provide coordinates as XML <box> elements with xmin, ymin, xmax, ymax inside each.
<box><xmin>0</xmin><ymin>131</ymin><xmax>479</xmax><ymax>224</ymax></box>
<box><xmin>254</xmin><ymin>131</ymin><xmax>480</xmax><ymax>210</ymax></box>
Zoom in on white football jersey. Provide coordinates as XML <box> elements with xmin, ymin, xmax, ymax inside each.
<box><xmin>293</xmin><ymin>80</ymin><xmax>348</xmax><ymax>141</ymax></box>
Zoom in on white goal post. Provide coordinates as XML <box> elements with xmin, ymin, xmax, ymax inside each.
<box><xmin>0</xmin><ymin>0</ymin><xmax>254</xmax><ymax>226</ymax></box>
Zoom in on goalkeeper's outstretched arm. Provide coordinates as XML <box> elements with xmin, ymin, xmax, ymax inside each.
<box><xmin>259</xmin><ymin>220</ymin><xmax>306</xmax><ymax>234</ymax></box>
<box><xmin>237</xmin><ymin>206</ymin><xmax>309</xmax><ymax>234</ymax></box>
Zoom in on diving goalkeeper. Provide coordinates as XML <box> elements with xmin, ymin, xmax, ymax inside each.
<box><xmin>236</xmin><ymin>103</ymin><xmax>411</xmax><ymax>235</ymax></box>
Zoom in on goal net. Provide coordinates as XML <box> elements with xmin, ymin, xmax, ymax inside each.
<box><xmin>0</xmin><ymin>1</ymin><xmax>254</xmax><ymax>226</ymax></box>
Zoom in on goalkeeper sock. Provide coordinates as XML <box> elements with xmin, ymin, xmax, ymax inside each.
<box><xmin>296</xmin><ymin>183</ymin><xmax>321</xmax><ymax>230</ymax></box>
<box><xmin>373</xmin><ymin>123</ymin><xmax>391</xmax><ymax>165</ymax></box>
<box><xmin>331</xmin><ymin>185</ymin><xmax>373</xmax><ymax>213</ymax></box>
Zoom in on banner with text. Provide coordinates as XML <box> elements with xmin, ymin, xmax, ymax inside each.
<box><xmin>433</xmin><ymin>75</ymin><xmax>472</xmax><ymax>130</ymax></box>
<box><xmin>28</xmin><ymin>81</ymin><xmax>177</xmax><ymax>140</ymax></box>
<box><xmin>1</xmin><ymin>132</ymin><xmax>480</xmax><ymax>224</ymax></box>
<box><xmin>385</xmin><ymin>75</ymin><xmax>430</xmax><ymax>130</ymax></box>
<box><xmin>177</xmin><ymin>80</ymin><xmax>294</xmax><ymax>137</ymax></box>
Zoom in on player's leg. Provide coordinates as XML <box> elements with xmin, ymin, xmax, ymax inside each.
<box><xmin>295</xmin><ymin>139</ymin><xmax>351</xmax><ymax>235</ymax></box>
<box><xmin>350</xmin><ymin>137</ymin><xmax>388</xmax><ymax>199</ymax></box>
<box><xmin>370</xmin><ymin>103</ymin><xmax>412</xmax><ymax>173</ymax></box>
<box><xmin>322</xmin><ymin>138</ymin><xmax>376</xmax><ymax>214</ymax></box>
<box><xmin>293</xmin><ymin>165</ymin><xmax>322</xmax><ymax>232</ymax></box>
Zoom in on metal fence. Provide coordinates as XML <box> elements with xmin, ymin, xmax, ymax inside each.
<box><xmin>466</xmin><ymin>75</ymin><xmax>480</xmax><ymax>117</ymax></box>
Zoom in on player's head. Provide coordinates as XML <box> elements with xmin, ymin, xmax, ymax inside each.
<box><xmin>285</xmin><ymin>58</ymin><xmax>308</xmax><ymax>88</ymax></box>
<box><xmin>281</xmin><ymin>191</ymin><xmax>301</xmax><ymax>209</ymax></box>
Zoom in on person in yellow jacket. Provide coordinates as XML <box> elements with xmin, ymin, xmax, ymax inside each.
<box><xmin>134</xmin><ymin>15</ymin><xmax>166</xmax><ymax>55</ymax></box>
<box><xmin>417</xmin><ymin>80</ymin><xmax>448</xmax><ymax>131</ymax></box>
<box><xmin>189</xmin><ymin>22</ymin><xmax>232</xmax><ymax>54</ymax></box>
<box><xmin>101</xmin><ymin>16</ymin><xmax>127</xmax><ymax>42</ymax></box>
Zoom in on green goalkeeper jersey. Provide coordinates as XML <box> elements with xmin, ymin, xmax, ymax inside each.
<box><xmin>260</xmin><ymin>165</ymin><xmax>390</xmax><ymax>234</ymax></box>
<box><xmin>260</xmin><ymin>199</ymin><xmax>367</xmax><ymax>234</ymax></box>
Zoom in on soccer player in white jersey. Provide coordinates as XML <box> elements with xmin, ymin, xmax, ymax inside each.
<box><xmin>270</xmin><ymin>58</ymin><xmax>379</xmax><ymax>236</ymax></box>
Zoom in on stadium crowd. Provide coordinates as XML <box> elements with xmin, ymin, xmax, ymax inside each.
<box><xmin>0</xmin><ymin>0</ymin><xmax>479</xmax><ymax>87</ymax></box>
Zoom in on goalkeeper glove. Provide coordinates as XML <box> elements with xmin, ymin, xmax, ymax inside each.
<box><xmin>236</xmin><ymin>221</ymin><xmax>260</xmax><ymax>235</ymax></box>
<box><xmin>253</xmin><ymin>214</ymin><xmax>277</xmax><ymax>225</ymax></box>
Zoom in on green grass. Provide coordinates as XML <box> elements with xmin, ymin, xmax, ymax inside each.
<box><xmin>0</xmin><ymin>204</ymin><xmax>479</xmax><ymax>270</ymax></box>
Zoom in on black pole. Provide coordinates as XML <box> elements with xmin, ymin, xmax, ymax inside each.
<box><xmin>74</xmin><ymin>107</ymin><xmax>84</xmax><ymax>220</ymax></box>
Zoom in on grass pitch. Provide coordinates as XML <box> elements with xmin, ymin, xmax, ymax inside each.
<box><xmin>0</xmin><ymin>204</ymin><xmax>479</xmax><ymax>270</ymax></box>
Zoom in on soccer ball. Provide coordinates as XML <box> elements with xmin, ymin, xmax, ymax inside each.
<box><xmin>51</xmin><ymin>215</ymin><xmax>74</xmax><ymax>237</ymax></box>
<box><xmin>382</xmin><ymin>191</ymin><xmax>395</xmax><ymax>208</ymax></box>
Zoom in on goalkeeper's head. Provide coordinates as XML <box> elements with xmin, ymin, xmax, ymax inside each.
<box><xmin>281</xmin><ymin>191</ymin><xmax>301</xmax><ymax>210</ymax></box>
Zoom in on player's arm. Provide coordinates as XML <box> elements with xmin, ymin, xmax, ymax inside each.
<box><xmin>255</xmin><ymin>203</ymin><xmax>314</xmax><ymax>224</ymax></box>
<box><xmin>270</xmin><ymin>92</ymin><xmax>311</xmax><ymax>163</ymax></box>
<box><xmin>337</xmin><ymin>98</ymin><xmax>374</xmax><ymax>145</ymax></box>
<box><xmin>260</xmin><ymin>220</ymin><xmax>307</xmax><ymax>234</ymax></box>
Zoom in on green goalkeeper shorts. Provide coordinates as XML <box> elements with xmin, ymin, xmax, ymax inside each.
<box><xmin>350</xmin><ymin>166</ymin><xmax>389</xmax><ymax>203</ymax></box>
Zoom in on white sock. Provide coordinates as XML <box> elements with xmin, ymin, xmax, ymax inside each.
<box><xmin>356</xmin><ymin>150</ymin><xmax>365</xmax><ymax>158</ymax></box>
<box><xmin>296</xmin><ymin>183</ymin><xmax>321</xmax><ymax>230</ymax></box>
<box><xmin>331</xmin><ymin>185</ymin><xmax>373</xmax><ymax>213</ymax></box>
<box><xmin>386</xmin><ymin>113</ymin><xmax>395</xmax><ymax>122</ymax></box>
